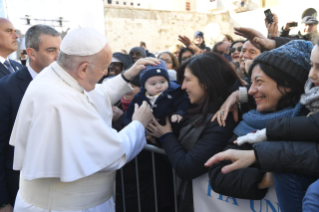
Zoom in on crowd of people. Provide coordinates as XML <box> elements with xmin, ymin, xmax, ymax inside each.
<box><xmin>0</xmin><ymin>9</ymin><xmax>319</xmax><ymax>212</ymax></box>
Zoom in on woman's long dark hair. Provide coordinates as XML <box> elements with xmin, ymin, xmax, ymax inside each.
<box><xmin>248</xmin><ymin>61</ymin><xmax>304</xmax><ymax>111</ymax></box>
<box><xmin>177</xmin><ymin>52</ymin><xmax>244</xmax><ymax>125</ymax></box>
<box><xmin>178</xmin><ymin>48</ymin><xmax>195</xmax><ymax>64</ymax></box>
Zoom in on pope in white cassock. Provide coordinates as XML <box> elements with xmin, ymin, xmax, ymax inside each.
<box><xmin>9</xmin><ymin>27</ymin><xmax>159</xmax><ymax>212</ymax></box>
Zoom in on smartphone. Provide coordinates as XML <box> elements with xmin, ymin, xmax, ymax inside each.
<box><xmin>289</xmin><ymin>22</ymin><xmax>298</xmax><ymax>27</ymax></box>
<box><xmin>264</xmin><ymin>9</ymin><xmax>273</xmax><ymax>25</ymax></box>
<box><xmin>22</xmin><ymin>50</ymin><xmax>27</xmax><ymax>54</ymax></box>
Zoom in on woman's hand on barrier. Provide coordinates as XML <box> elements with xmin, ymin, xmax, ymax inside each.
<box><xmin>211</xmin><ymin>90</ymin><xmax>239</xmax><ymax>127</ymax></box>
<box><xmin>258</xmin><ymin>172</ymin><xmax>274</xmax><ymax>189</ymax></box>
<box><xmin>147</xmin><ymin>116</ymin><xmax>172</xmax><ymax>138</ymax></box>
<box><xmin>204</xmin><ymin>149</ymin><xmax>256</xmax><ymax>174</ymax></box>
<box><xmin>0</xmin><ymin>204</ymin><xmax>13</xmax><ymax>212</ymax></box>
<box><xmin>178</xmin><ymin>35</ymin><xmax>201</xmax><ymax>53</ymax></box>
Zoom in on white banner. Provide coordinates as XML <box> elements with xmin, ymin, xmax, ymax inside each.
<box><xmin>193</xmin><ymin>174</ymin><xmax>280</xmax><ymax>212</ymax></box>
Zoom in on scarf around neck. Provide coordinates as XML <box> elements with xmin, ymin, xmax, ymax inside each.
<box><xmin>233</xmin><ymin>102</ymin><xmax>303</xmax><ymax>136</ymax></box>
<box><xmin>121</xmin><ymin>98</ymin><xmax>131</xmax><ymax>112</ymax></box>
<box><xmin>300</xmin><ymin>79</ymin><xmax>319</xmax><ymax>113</ymax></box>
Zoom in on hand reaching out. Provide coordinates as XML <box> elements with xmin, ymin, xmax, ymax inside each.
<box><xmin>178</xmin><ymin>35</ymin><xmax>200</xmax><ymax>53</ymax></box>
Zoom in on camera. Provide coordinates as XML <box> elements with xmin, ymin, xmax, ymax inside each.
<box><xmin>289</xmin><ymin>22</ymin><xmax>298</xmax><ymax>27</ymax></box>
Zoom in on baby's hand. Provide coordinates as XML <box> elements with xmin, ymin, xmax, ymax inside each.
<box><xmin>171</xmin><ymin>114</ymin><xmax>183</xmax><ymax>123</ymax></box>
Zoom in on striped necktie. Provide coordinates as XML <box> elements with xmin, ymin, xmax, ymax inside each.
<box><xmin>4</xmin><ymin>60</ymin><xmax>15</xmax><ymax>74</ymax></box>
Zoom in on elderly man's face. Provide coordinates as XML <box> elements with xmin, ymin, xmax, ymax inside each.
<box><xmin>130</xmin><ymin>51</ymin><xmax>142</xmax><ymax>63</ymax></box>
<box><xmin>84</xmin><ymin>44</ymin><xmax>112</xmax><ymax>91</ymax></box>
<box><xmin>304</xmin><ymin>24</ymin><xmax>318</xmax><ymax>34</ymax></box>
<box><xmin>0</xmin><ymin>18</ymin><xmax>19</xmax><ymax>57</ymax></box>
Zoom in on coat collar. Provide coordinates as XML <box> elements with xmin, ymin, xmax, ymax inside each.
<box><xmin>17</xmin><ymin>67</ymin><xmax>32</xmax><ymax>93</ymax></box>
<box><xmin>0</xmin><ymin>62</ymin><xmax>11</xmax><ymax>76</ymax></box>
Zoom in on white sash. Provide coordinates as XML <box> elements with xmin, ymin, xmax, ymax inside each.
<box><xmin>19</xmin><ymin>171</ymin><xmax>115</xmax><ymax>211</ymax></box>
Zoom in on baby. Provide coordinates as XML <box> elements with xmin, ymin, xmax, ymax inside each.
<box><xmin>123</xmin><ymin>60</ymin><xmax>189</xmax><ymax>127</ymax></box>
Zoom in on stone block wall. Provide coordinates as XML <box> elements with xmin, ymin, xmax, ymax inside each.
<box><xmin>104</xmin><ymin>6</ymin><xmax>235</xmax><ymax>53</ymax></box>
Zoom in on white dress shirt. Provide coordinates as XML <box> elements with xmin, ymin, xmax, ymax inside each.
<box><xmin>26</xmin><ymin>61</ymin><xmax>38</xmax><ymax>79</ymax></box>
<box><xmin>0</xmin><ymin>55</ymin><xmax>15</xmax><ymax>72</ymax></box>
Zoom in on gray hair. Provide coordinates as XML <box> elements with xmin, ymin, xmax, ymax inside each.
<box><xmin>25</xmin><ymin>25</ymin><xmax>60</xmax><ymax>51</ymax></box>
<box><xmin>57</xmin><ymin>51</ymin><xmax>98</xmax><ymax>71</ymax></box>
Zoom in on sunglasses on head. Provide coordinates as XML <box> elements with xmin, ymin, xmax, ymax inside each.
<box><xmin>230</xmin><ymin>46</ymin><xmax>243</xmax><ymax>54</ymax></box>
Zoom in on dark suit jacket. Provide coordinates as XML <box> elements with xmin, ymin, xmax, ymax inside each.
<box><xmin>0</xmin><ymin>67</ymin><xmax>32</xmax><ymax>205</ymax></box>
<box><xmin>0</xmin><ymin>59</ymin><xmax>24</xmax><ymax>79</ymax></box>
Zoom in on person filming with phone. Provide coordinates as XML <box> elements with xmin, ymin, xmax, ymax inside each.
<box><xmin>280</xmin><ymin>16</ymin><xmax>318</xmax><ymax>44</ymax></box>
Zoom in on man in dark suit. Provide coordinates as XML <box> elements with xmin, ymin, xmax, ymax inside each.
<box><xmin>0</xmin><ymin>18</ymin><xmax>24</xmax><ymax>79</ymax></box>
<box><xmin>0</xmin><ymin>25</ymin><xmax>61</xmax><ymax>212</ymax></box>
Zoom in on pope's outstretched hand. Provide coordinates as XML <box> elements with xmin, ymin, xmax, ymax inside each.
<box><xmin>132</xmin><ymin>101</ymin><xmax>153</xmax><ymax>128</ymax></box>
<box><xmin>123</xmin><ymin>58</ymin><xmax>161</xmax><ymax>81</ymax></box>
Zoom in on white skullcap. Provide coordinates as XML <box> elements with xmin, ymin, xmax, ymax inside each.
<box><xmin>60</xmin><ymin>27</ymin><xmax>108</xmax><ymax>56</ymax></box>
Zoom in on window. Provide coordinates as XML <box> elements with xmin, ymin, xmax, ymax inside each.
<box><xmin>107</xmin><ymin>0</ymin><xmax>112</xmax><ymax>4</ymax></box>
<box><xmin>186</xmin><ymin>2</ymin><xmax>191</xmax><ymax>11</ymax></box>
<box><xmin>262</xmin><ymin>0</ymin><xmax>279</xmax><ymax>7</ymax></box>
<box><xmin>131</xmin><ymin>2</ymin><xmax>133</xmax><ymax>5</ymax></box>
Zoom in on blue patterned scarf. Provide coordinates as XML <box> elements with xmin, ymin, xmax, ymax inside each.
<box><xmin>233</xmin><ymin>102</ymin><xmax>303</xmax><ymax>136</ymax></box>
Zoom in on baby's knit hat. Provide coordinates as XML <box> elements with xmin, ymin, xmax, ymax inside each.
<box><xmin>140</xmin><ymin>60</ymin><xmax>169</xmax><ymax>87</ymax></box>
<box><xmin>252</xmin><ymin>40</ymin><xmax>313</xmax><ymax>85</ymax></box>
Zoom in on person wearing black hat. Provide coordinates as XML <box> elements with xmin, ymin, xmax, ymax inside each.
<box><xmin>98</xmin><ymin>52</ymin><xmax>132</xmax><ymax>83</ymax></box>
<box><xmin>193</xmin><ymin>31</ymin><xmax>211</xmax><ymax>52</ymax></box>
<box><xmin>280</xmin><ymin>16</ymin><xmax>318</xmax><ymax>44</ymax></box>
<box><xmin>129</xmin><ymin>47</ymin><xmax>146</xmax><ymax>63</ymax></box>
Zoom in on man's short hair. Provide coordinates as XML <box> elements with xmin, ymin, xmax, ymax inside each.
<box><xmin>57</xmin><ymin>51</ymin><xmax>97</xmax><ymax>71</ymax></box>
<box><xmin>140</xmin><ymin>41</ymin><xmax>146</xmax><ymax>47</ymax></box>
<box><xmin>212</xmin><ymin>41</ymin><xmax>225</xmax><ymax>55</ymax></box>
<box><xmin>25</xmin><ymin>25</ymin><xmax>60</xmax><ymax>51</ymax></box>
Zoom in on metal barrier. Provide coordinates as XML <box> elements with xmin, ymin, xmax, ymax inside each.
<box><xmin>118</xmin><ymin>144</ymin><xmax>178</xmax><ymax>212</ymax></box>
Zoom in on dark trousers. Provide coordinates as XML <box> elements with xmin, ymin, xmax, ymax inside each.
<box><xmin>303</xmin><ymin>178</ymin><xmax>319</xmax><ymax>211</ymax></box>
<box><xmin>5</xmin><ymin>169</ymin><xmax>20</xmax><ymax>206</ymax></box>
<box><xmin>273</xmin><ymin>172</ymin><xmax>317</xmax><ymax>212</ymax></box>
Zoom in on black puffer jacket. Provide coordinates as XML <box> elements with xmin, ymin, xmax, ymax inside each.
<box><xmin>209</xmin><ymin>135</ymin><xmax>268</xmax><ymax>200</ymax></box>
<box><xmin>252</xmin><ymin>111</ymin><xmax>319</xmax><ymax>176</ymax></box>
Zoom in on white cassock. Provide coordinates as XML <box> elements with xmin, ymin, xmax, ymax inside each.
<box><xmin>10</xmin><ymin>61</ymin><xmax>146</xmax><ymax>212</ymax></box>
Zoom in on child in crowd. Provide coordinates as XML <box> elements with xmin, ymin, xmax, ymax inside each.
<box><xmin>123</xmin><ymin>60</ymin><xmax>189</xmax><ymax>128</ymax></box>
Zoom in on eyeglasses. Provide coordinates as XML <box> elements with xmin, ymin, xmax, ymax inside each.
<box><xmin>230</xmin><ymin>47</ymin><xmax>243</xmax><ymax>54</ymax></box>
<box><xmin>181</xmin><ymin>56</ymin><xmax>193</xmax><ymax>62</ymax></box>
<box><xmin>161</xmin><ymin>59</ymin><xmax>172</xmax><ymax>64</ymax></box>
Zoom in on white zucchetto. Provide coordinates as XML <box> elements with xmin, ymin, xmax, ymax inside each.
<box><xmin>60</xmin><ymin>27</ymin><xmax>108</xmax><ymax>56</ymax></box>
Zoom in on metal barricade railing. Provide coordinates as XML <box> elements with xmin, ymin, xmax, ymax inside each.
<box><xmin>118</xmin><ymin>144</ymin><xmax>178</xmax><ymax>212</ymax></box>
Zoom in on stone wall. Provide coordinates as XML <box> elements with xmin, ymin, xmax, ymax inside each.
<box><xmin>104</xmin><ymin>6</ymin><xmax>234</xmax><ymax>53</ymax></box>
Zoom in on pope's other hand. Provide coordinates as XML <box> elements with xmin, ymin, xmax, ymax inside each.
<box><xmin>132</xmin><ymin>101</ymin><xmax>153</xmax><ymax>128</ymax></box>
<box><xmin>124</xmin><ymin>58</ymin><xmax>161</xmax><ymax>81</ymax></box>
